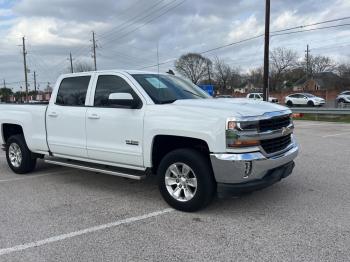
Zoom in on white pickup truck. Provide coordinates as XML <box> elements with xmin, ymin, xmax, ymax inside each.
<box><xmin>0</xmin><ymin>70</ymin><xmax>298</xmax><ymax>211</ymax></box>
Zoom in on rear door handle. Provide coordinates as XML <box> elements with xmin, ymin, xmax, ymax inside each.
<box><xmin>88</xmin><ymin>114</ymin><xmax>100</xmax><ymax>120</ymax></box>
<box><xmin>48</xmin><ymin>112</ymin><xmax>58</xmax><ymax>117</ymax></box>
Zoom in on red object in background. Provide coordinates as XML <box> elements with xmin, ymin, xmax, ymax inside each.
<box><xmin>292</xmin><ymin>113</ymin><xmax>304</xmax><ymax>118</ymax></box>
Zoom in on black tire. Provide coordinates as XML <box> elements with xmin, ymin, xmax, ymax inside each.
<box><xmin>157</xmin><ymin>148</ymin><xmax>215</xmax><ymax>212</ymax></box>
<box><xmin>6</xmin><ymin>135</ymin><xmax>37</xmax><ymax>174</ymax></box>
<box><xmin>307</xmin><ymin>100</ymin><xmax>314</xmax><ymax>107</ymax></box>
<box><xmin>286</xmin><ymin>100</ymin><xmax>293</xmax><ymax>107</ymax></box>
<box><xmin>338</xmin><ymin>99</ymin><xmax>345</xmax><ymax>107</ymax></box>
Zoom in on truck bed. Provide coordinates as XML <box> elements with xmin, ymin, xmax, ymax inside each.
<box><xmin>0</xmin><ymin>104</ymin><xmax>49</xmax><ymax>153</ymax></box>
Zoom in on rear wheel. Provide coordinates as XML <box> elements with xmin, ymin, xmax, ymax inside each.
<box><xmin>157</xmin><ymin>149</ymin><xmax>215</xmax><ymax>212</ymax></box>
<box><xmin>6</xmin><ymin>135</ymin><xmax>37</xmax><ymax>174</ymax></box>
<box><xmin>338</xmin><ymin>99</ymin><xmax>345</xmax><ymax>108</ymax></box>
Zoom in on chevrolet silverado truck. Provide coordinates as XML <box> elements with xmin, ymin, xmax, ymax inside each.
<box><xmin>0</xmin><ymin>70</ymin><xmax>298</xmax><ymax>211</ymax></box>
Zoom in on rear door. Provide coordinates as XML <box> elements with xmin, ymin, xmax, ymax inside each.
<box><xmin>85</xmin><ymin>73</ymin><xmax>145</xmax><ymax>168</ymax></box>
<box><xmin>46</xmin><ymin>75</ymin><xmax>92</xmax><ymax>158</ymax></box>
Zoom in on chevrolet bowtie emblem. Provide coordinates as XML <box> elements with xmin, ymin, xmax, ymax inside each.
<box><xmin>282</xmin><ymin>127</ymin><xmax>288</xmax><ymax>136</ymax></box>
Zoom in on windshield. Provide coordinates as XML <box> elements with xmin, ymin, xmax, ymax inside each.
<box><xmin>132</xmin><ymin>74</ymin><xmax>211</xmax><ymax>104</ymax></box>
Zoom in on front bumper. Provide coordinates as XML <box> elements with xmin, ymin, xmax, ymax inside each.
<box><xmin>210</xmin><ymin>142</ymin><xmax>298</xmax><ymax>195</ymax></box>
<box><xmin>217</xmin><ymin>161</ymin><xmax>295</xmax><ymax>197</ymax></box>
<box><xmin>314</xmin><ymin>100</ymin><xmax>325</xmax><ymax>106</ymax></box>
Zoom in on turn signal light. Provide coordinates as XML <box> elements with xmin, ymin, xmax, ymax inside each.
<box><xmin>227</xmin><ymin>140</ymin><xmax>260</xmax><ymax>148</ymax></box>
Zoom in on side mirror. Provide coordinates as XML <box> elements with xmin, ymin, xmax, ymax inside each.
<box><xmin>108</xmin><ymin>93</ymin><xmax>138</xmax><ymax>108</ymax></box>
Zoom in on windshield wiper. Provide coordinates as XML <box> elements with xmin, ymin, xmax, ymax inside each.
<box><xmin>182</xmin><ymin>89</ymin><xmax>203</xmax><ymax>98</ymax></box>
<box><xmin>159</xmin><ymin>99</ymin><xmax>177</xmax><ymax>104</ymax></box>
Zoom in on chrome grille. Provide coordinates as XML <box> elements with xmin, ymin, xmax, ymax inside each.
<box><xmin>261</xmin><ymin>134</ymin><xmax>292</xmax><ymax>154</ymax></box>
<box><xmin>259</xmin><ymin>115</ymin><xmax>291</xmax><ymax>132</ymax></box>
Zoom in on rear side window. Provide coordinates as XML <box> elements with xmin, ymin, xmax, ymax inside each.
<box><xmin>248</xmin><ymin>94</ymin><xmax>254</xmax><ymax>98</ymax></box>
<box><xmin>56</xmin><ymin>76</ymin><xmax>91</xmax><ymax>106</ymax></box>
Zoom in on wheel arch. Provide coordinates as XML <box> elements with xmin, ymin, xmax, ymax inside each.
<box><xmin>150</xmin><ymin>135</ymin><xmax>211</xmax><ymax>174</ymax></box>
<box><xmin>1</xmin><ymin>123</ymin><xmax>24</xmax><ymax>144</ymax></box>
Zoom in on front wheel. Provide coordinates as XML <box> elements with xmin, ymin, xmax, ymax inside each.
<box><xmin>6</xmin><ymin>135</ymin><xmax>37</xmax><ymax>174</ymax></box>
<box><xmin>307</xmin><ymin>101</ymin><xmax>314</xmax><ymax>107</ymax></box>
<box><xmin>157</xmin><ymin>149</ymin><xmax>215</xmax><ymax>212</ymax></box>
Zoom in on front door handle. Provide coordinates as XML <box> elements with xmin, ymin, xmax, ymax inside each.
<box><xmin>48</xmin><ymin>112</ymin><xmax>58</xmax><ymax>117</ymax></box>
<box><xmin>88</xmin><ymin>114</ymin><xmax>100</xmax><ymax>120</ymax></box>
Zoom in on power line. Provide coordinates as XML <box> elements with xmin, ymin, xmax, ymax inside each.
<box><xmin>272</xmin><ymin>16</ymin><xmax>350</xmax><ymax>33</ymax></box>
<box><xmin>100</xmin><ymin>0</ymin><xmax>186</xmax><ymax>50</ymax></box>
<box><xmin>139</xmin><ymin>21</ymin><xmax>350</xmax><ymax>70</ymax></box>
<box><xmin>98</xmin><ymin>0</ymin><xmax>168</xmax><ymax>40</ymax></box>
<box><xmin>271</xmin><ymin>23</ymin><xmax>350</xmax><ymax>37</ymax></box>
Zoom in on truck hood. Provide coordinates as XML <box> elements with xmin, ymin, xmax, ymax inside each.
<box><xmin>172</xmin><ymin>98</ymin><xmax>289</xmax><ymax>118</ymax></box>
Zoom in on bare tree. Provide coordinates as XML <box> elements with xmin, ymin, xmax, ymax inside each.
<box><xmin>74</xmin><ymin>62</ymin><xmax>94</xmax><ymax>73</ymax></box>
<box><xmin>310</xmin><ymin>55</ymin><xmax>336</xmax><ymax>74</ymax></box>
<box><xmin>249</xmin><ymin>67</ymin><xmax>264</xmax><ymax>88</ymax></box>
<box><xmin>213</xmin><ymin>57</ymin><xmax>231</xmax><ymax>93</ymax></box>
<box><xmin>338</xmin><ymin>63</ymin><xmax>350</xmax><ymax>78</ymax></box>
<box><xmin>270</xmin><ymin>47</ymin><xmax>298</xmax><ymax>90</ymax></box>
<box><xmin>175</xmin><ymin>53</ymin><xmax>211</xmax><ymax>84</ymax></box>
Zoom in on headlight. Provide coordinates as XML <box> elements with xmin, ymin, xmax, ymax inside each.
<box><xmin>226</xmin><ymin>120</ymin><xmax>260</xmax><ymax>148</ymax></box>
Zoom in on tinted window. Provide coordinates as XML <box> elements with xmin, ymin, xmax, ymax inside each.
<box><xmin>248</xmin><ymin>94</ymin><xmax>254</xmax><ymax>98</ymax></box>
<box><xmin>94</xmin><ymin>75</ymin><xmax>139</xmax><ymax>107</ymax></box>
<box><xmin>56</xmin><ymin>76</ymin><xmax>91</xmax><ymax>106</ymax></box>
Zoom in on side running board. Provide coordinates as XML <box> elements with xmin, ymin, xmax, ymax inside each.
<box><xmin>45</xmin><ymin>158</ymin><xmax>147</xmax><ymax>180</ymax></box>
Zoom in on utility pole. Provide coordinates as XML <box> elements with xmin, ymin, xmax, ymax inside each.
<box><xmin>22</xmin><ymin>36</ymin><xmax>29</xmax><ymax>102</ymax></box>
<box><xmin>3</xmin><ymin>79</ymin><xmax>5</xmax><ymax>88</ymax></box>
<box><xmin>33</xmin><ymin>71</ymin><xmax>37</xmax><ymax>99</ymax></box>
<box><xmin>69</xmin><ymin>52</ymin><xmax>74</xmax><ymax>73</ymax></box>
<box><xmin>305</xmin><ymin>44</ymin><xmax>310</xmax><ymax>77</ymax></box>
<box><xmin>92</xmin><ymin>31</ymin><xmax>97</xmax><ymax>71</ymax></box>
<box><xmin>263</xmin><ymin>0</ymin><xmax>270</xmax><ymax>102</ymax></box>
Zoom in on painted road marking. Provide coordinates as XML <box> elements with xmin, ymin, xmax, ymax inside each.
<box><xmin>0</xmin><ymin>208</ymin><xmax>174</xmax><ymax>256</ymax></box>
<box><xmin>323</xmin><ymin>132</ymin><xmax>350</xmax><ymax>138</ymax></box>
<box><xmin>0</xmin><ymin>170</ymin><xmax>71</xmax><ymax>184</ymax></box>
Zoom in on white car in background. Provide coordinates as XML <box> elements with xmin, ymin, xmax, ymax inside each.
<box><xmin>285</xmin><ymin>93</ymin><xmax>325</xmax><ymax>107</ymax></box>
<box><xmin>335</xmin><ymin>91</ymin><xmax>350</xmax><ymax>106</ymax></box>
<box><xmin>246</xmin><ymin>93</ymin><xmax>279</xmax><ymax>103</ymax></box>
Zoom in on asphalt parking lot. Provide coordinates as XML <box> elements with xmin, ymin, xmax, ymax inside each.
<box><xmin>0</xmin><ymin>121</ymin><xmax>349</xmax><ymax>262</ymax></box>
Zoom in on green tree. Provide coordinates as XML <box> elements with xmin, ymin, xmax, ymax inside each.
<box><xmin>0</xmin><ymin>87</ymin><xmax>13</xmax><ymax>102</ymax></box>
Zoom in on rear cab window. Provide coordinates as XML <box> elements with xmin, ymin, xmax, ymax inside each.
<box><xmin>56</xmin><ymin>76</ymin><xmax>91</xmax><ymax>106</ymax></box>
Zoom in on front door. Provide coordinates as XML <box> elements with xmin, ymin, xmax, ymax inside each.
<box><xmin>86</xmin><ymin>73</ymin><xmax>145</xmax><ymax>168</ymax></box>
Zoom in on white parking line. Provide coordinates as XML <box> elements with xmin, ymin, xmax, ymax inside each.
<box><xmin>0</xmin><ymin>170</ymin><xmax>71</xmax><ymax>184</ymax></box>
<box><xmin>323</xmin><ymin>132</ymin><xmax>350</xmax><ymax>138</ymax></box>
<box><xmin>0</xmin><ymin>208</ymin><xmax>174</xmax><ymax>256</ymax></box>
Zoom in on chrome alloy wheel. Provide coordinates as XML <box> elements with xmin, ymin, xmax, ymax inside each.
<box><xmin>8</xmin><ymin>143</ymin><xmax>22</xmax><ymax>168</ymax></box>
<box><xmin>165</xmin><ymin>163</ymin><xmax>198</xmax><ymax>202</ymax></box>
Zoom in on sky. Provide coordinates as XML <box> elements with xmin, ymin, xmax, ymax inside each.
<box><xmin>0</xmin><ymin>0</ymin><xmax>349</xmax><ymax>91</ymax></box>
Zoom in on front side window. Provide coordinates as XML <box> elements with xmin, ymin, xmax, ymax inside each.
<box><xmin>132</xmin><ymin>74</ymin><xmax>211</xmax><ymax>104</ymax></box>
<box><xmin>56</xmin><ymin>76</ymin><xmax>91</xmax><ymax>106</ymax></box>
<box><xmin>94</xmin><ymin>75</ymin><xmax>140</xmax><ymax>107</ymax></box>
